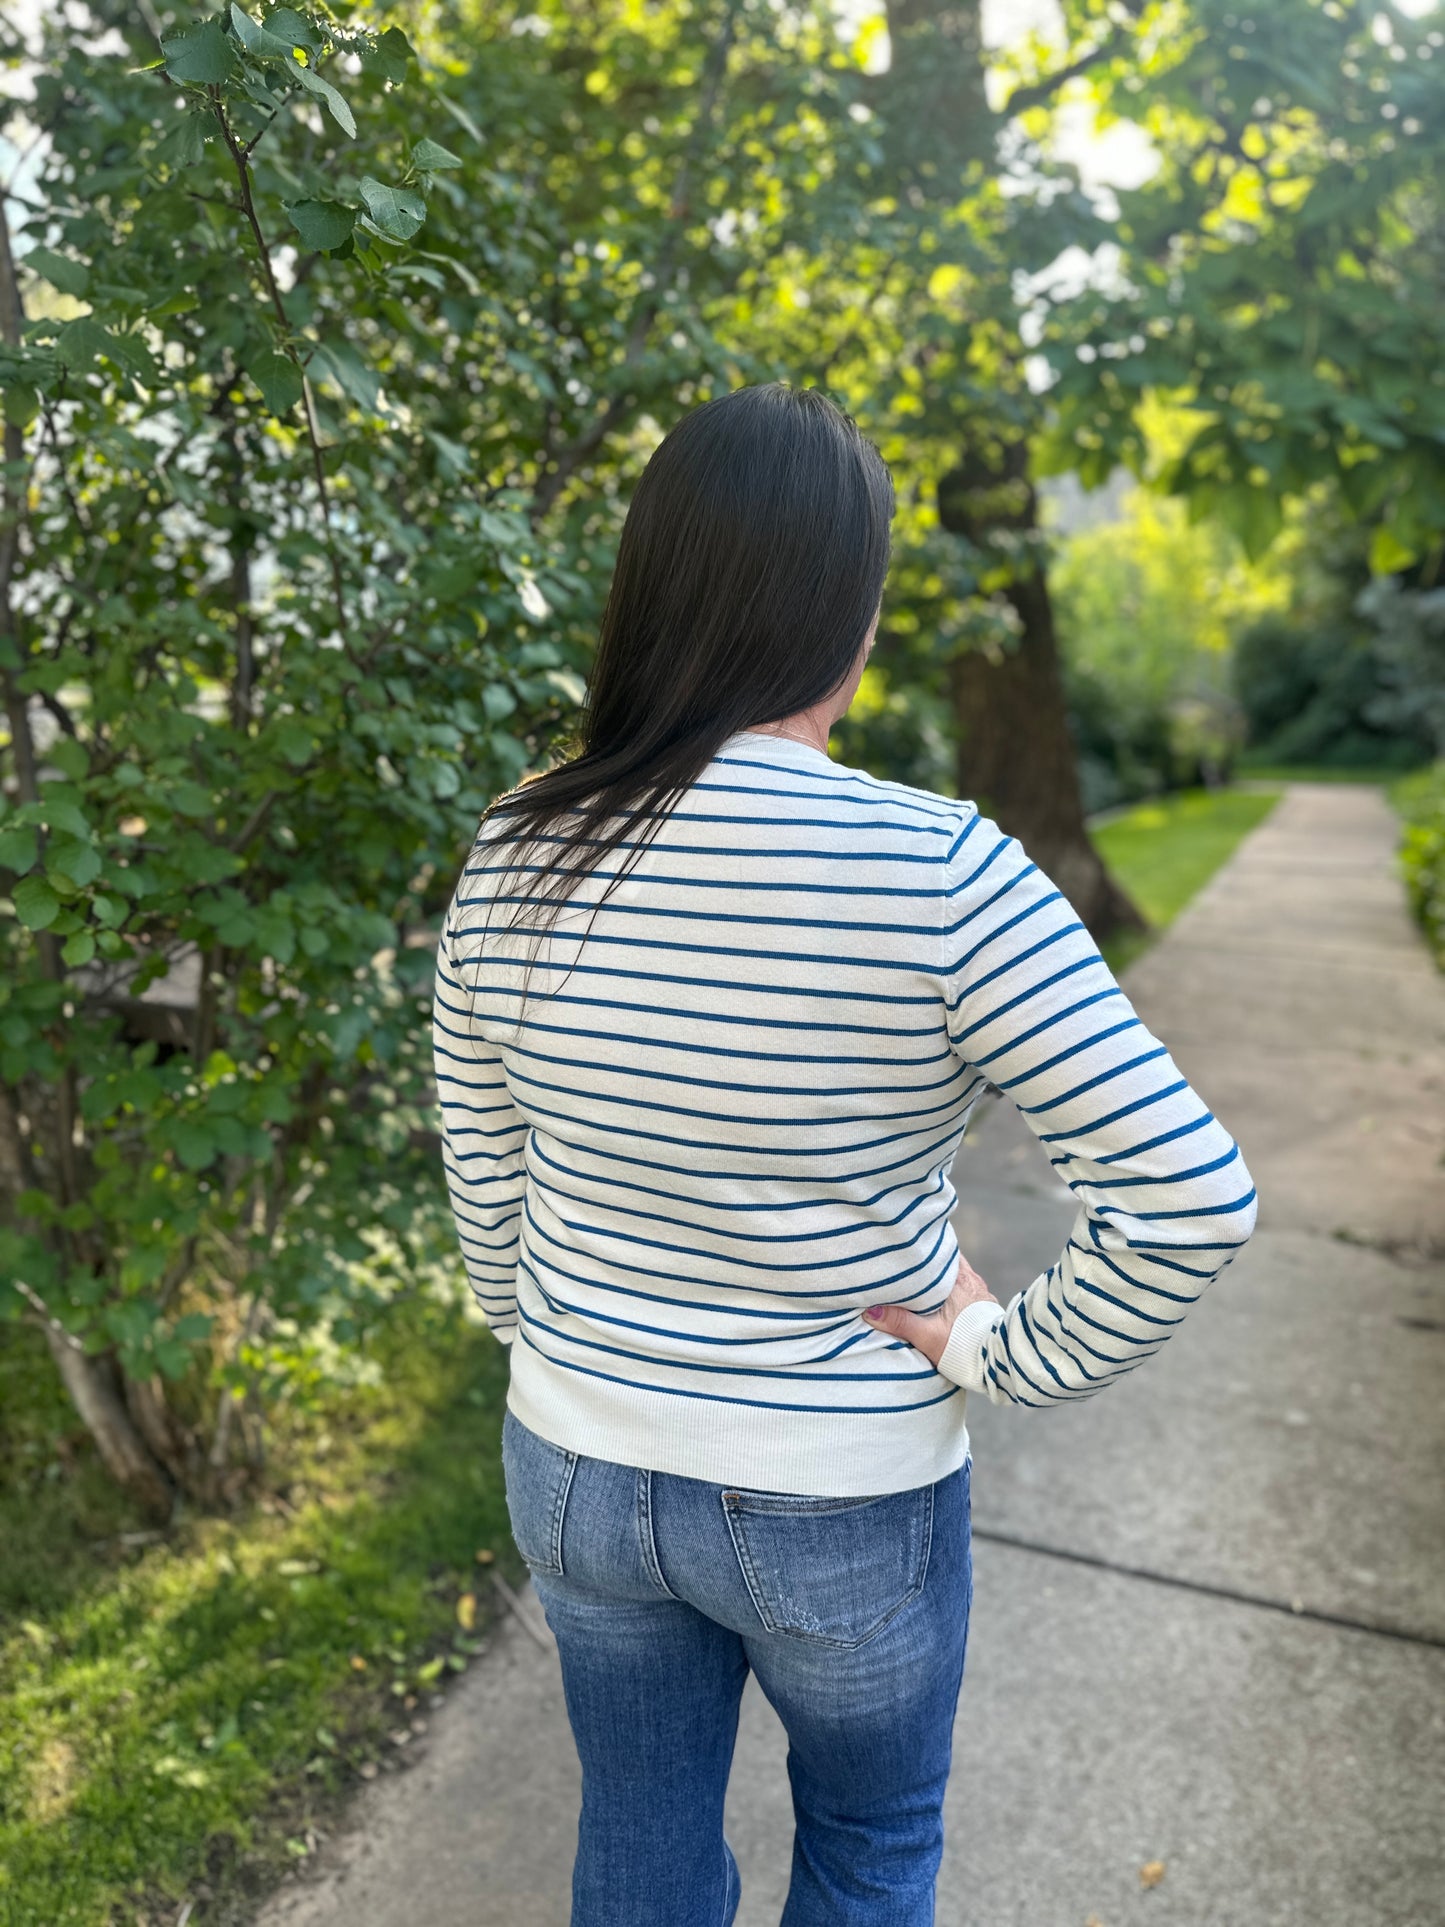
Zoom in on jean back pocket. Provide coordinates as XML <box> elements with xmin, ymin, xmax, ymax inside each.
<box><xmin>501</xmin><ymin>1408</ymin><xmax>578</xmax><ymax>1577</ymax></box>
<box><xmin>721</xmin><ymin>1484</ymin><xmax>935</xmax><ymax>1649</ymax></box>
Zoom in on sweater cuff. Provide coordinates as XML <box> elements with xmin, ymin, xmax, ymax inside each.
<box><xmin>490</xmin><ymin>1322</ymin><xmax>517</xmax><ymax>1348</ymax></box>
<box><xmin>937</xmin><ymin>1299</ymin><xmax>1005</xmax><ymax>1392</ymax></box>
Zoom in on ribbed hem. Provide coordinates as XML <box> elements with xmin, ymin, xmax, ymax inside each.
<box><xmin>937</xmin><ymin>1299</ymin><xmax>1007</xmax><ymax>1393</ymax></box>
<box><xmin>506</xmin><ymin>1330</ymin><xmax>972</xmax><ymax>1498</ymax></box>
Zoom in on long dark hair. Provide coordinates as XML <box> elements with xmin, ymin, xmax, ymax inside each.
<box><xmin>478</xmin><ymin>383</ymin><xmax>894</xmax><ymax>964</ymax></box>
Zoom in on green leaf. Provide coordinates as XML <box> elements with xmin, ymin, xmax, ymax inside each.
<box><xmin>261</xmin><ymin>6</ymin><xmax>322</xmax><ymax>49</ymax></box>
<box><xmin>285</xmin><ymin>198</ymin><xmax>357</xmax><ymax>252</ymax></box>
<box><xmin>290</xmin><ymin>60</ymin><xmax>356</xmax><ymax>139</ymax></box>
<box><xmin>24</xmin><ymin>246</ymin><xmax>89</xmax><ymax>298</ymax></box>
<box><xmin>359</xmin><ymin>176</ymin><xmax>427</xmax><ymax>242</ymax></box>
<box><xmin>172</xmin><ymin>1123</ymin><xmax>219</xmax><ymax>1172</ymax></box>
<box><xmin>169</xmin><ymin>781</ymin><xmax>213</xmax><ymax>818</ymax></box>
<box><xmin>172</xmin><ymin>1312</ymin><xmax>215</xmax><ymax>1343</ymax></box>
<box><xmin>36</xmin><ymin>786</ymin><xmax>89</xmax><ymax>837</ymax></box>
<box><xmin>13</xmin><ymin>876</ymin><xmax>59</xmax><ymax>931</ymax></box>
<box><xmin>61</xmin><ymin>930</ymin><xmax>96</xmax><ymax>967</ymax></box>
<box><xmin>161</xmin><ymin>20</ymin><xmax>237</xmax><ymax>85</ymax></box>
<box><xmin>307</xmin><ymin>341</ymin><xmax>380</xmax><ymax>412</ymax></box>
<box><xmin>229</xmin><ymin>4</ymin><xmax>298</xmax><ymax>59</ymax></box>
<box><xmin>153</xmin><ymin>110</ymin><xmax>210</xmax><ymax>170</ymax></box>
<box><xmin>3</xmin><ymin>386</ymin><xmax>38</xmax><ymax>431</ymax></box>
<box><xmin>363</xmin><ymin>25</ymin><xmax>414</xmax><ymax>83</ymax></box>
<box><xmin>250</xmin><ymin>349</ymin><xmax>304</xmax><ymax>416</ymax></box>
<box><xmin>56</xmin><ymin>318</ymin><xmax>114</xmax><ymax>371</ymax></box>
<box><xmin>47</xmin><ymin>739</ymin><xmax>89</xmax><ymax>782</ymax></box>
<box><xmin>46</xmin><ymin>837</ymin><xmax>102</xmax><ymax>889</ymax></box>
<box><xmin>0</xmin><ymin>825</ymin><xmax>38</xmax><ymax>874</ymax></box>
<box><xmin>273</xmin><ymin>718</ymin><xmax>315</xmax><ymax>764</ymax></box>
<box><xmin>410</xmin><ymin>138</ymin><xmax>463</xmax><ymax>172</ymax></box>
<box><xmin>152</xmin><ymin>1340</ymin><xmax>192</xmax><ymax>1381</ymax></box>
<box><xmin>1369</xmin><ymin>525</ymin><xmax>1418</xmax><ymax>576</ymax></box>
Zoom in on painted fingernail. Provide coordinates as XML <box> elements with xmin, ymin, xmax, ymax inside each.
<box><xmin>864</xmin><ymin>1306</ymin><xmax>885</xmax><ymax>1320</ymax></box>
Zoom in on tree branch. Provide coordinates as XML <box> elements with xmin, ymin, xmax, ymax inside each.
<box><xmin>210</xmin><ymin>93</ymin><xmax>347</xmax><ymax>638</ymax></box>
<box><xmin>1001</xmin><ymin>6</ymin><xmax>1143</xmax><ymax>116</ymax></box>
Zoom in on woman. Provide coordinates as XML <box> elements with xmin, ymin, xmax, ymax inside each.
<box><xmin>432</xmin><ymin>384</ymin><xmax>1256</xmax><ymax>1926</ymax></box>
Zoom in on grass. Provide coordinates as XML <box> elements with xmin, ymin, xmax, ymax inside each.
<box><xmin>1091</xmin><ymin>785</ymin><xmax>1282</xmax><ymax>973</ymax></box>
<box><xmin>0</xmin><ymin>1301</ymin><xmax>516</xmax><ymax>1927</ymax></box>
<box><xmin>1232</xmin><ymin>754</ymin><xmax>1415</xmax><ymax>785</ymax></box>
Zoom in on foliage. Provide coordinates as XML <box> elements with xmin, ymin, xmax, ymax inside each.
<box><xmin>0</xmin><ymin>1297</ymin><xmax>513</xmax><ymax>1927</ymax></box>
<box><xmin>1358</xmin><ymin>576</ymin><xmax>1445</xmax><ymax>757</ymax></box>
<box><xmin>1040</xmin><ymin>0</ymin><xmax>1445</xmax><ymax>572</ymax></box>
<box><xmin>1050</xmin><ymin>479</ymin><xmax>1289</xmax><ymax>809</ymax></box>
<box><xmin>1393</xmin><ymin>761</ymin><xmax>1445</xmax><ymax>967</ymax></box>
<box><xmin>0</xmin><ymin>0</ymin><xmax>594</xmax><ymax>1510</ymax></box>
<box><xmin>1228</xmin><ymin>497</ymin><xmax>1441</xmax><ymax>770</ymax></box>
<box><xmin>1232</xmin><ymin>614</ymin><xmax>1424</xmax><ymax>770</ymax></box>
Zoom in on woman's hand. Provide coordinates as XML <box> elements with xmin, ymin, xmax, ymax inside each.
<box><xmin>862</xmin><ymin>1253</ymin><xmax>1000</xmax><ymax>1368</ymax></box>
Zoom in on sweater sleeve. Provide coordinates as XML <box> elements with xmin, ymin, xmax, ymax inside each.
<box><xmin>431</xmin><ymin>917</ymin><xmax>527</xmax><ymax>1346</ymax></box>
<box><xmin>934</xmin><ymin>809</ymin><xmax>1258</xmax><ymax>1405</ymax></box>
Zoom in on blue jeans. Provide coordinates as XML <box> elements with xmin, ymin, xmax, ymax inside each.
<box><xmin>501</xmin><ymin>1408</ymin><xmax>974</xmax><ymax>1926</ymax></box>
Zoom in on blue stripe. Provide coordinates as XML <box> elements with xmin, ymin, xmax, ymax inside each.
<box><xmin>433</xmin><ymin>739</ymin><xmax>1257</xmax><ymax>1443</ymax></box>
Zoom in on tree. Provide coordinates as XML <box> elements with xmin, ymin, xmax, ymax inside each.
<box><xmin>824</xmin><ymin>0</ymin><xmax>1156</xmax><ymax>931</ymax></box>
<box><xmin>1041</xmin><ymin>0</ymin><xmax>1445</xmax><ymax>575</ymax></box>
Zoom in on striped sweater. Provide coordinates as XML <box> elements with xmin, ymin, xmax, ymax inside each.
<box><xmin>432</xmin><ymin>729</ymin><xmax>1257</xmax><ymax>1495</ymax></box>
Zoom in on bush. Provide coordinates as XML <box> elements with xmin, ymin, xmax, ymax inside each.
<box><xmin>1233</xmin><ymin>615</ymin><xmax>1431</xmax><ymax>770</ymax></box>
<box><xmin>0</xmin><ymin>6</ymin><xmax>589</xmax><ymax>1517</ymax></box>
<box><xmin>1394</xmin><ymin>763</ymin><xmax>1445</xmax><ymax>967</ymax></box>
<box><xmin>1050</xmin><ymin>488</ymin><xmax>1259</xmax><ymax>811</ymax></box>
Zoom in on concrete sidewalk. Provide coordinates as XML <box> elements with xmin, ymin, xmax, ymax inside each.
<box><xmin>257</xmin><ymin>784</ymin><xmax>1445</xmax><ymax>1927</ymax></box>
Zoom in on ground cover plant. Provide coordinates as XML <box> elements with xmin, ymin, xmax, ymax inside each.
<box><xmin>0</xmin><ymin>1293</ymin><xmax>513</xmax><ymax>1927</ymax></box>
<box><xmin>1393</xmin><ymin>762</ymin><xmax>1445</xmax><ymax>966</ymax></box>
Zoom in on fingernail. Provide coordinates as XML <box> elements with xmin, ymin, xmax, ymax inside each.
<box><xmin>863</xmin><ymin>1306</ymin><xmax>885</xmax><ymax>1321</ymax></box>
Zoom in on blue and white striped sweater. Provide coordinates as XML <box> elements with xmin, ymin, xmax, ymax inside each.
<box><xmin>433</xmin><ymin>728</ymin><xmax>1257</xmax><ymax>1495</ymax></box>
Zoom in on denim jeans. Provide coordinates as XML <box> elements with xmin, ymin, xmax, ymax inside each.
<box><xmin>501</xmin><ymin>1408</ymin><xmax>974</xmax><ymax>1927</ymax></box>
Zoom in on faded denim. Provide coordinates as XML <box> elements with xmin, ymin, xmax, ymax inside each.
<box><xmin>502</xmin><ymin>1407</ymin><xmax>974</xmax><ymax>1926</ymax></box>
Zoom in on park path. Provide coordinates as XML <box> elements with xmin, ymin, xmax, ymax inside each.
<box><xmin>257</xmin><ymin>783</ymin><xmax>1445</xmax><ymax>1927</ymax></box>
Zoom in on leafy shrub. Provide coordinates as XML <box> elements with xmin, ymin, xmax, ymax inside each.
<box><xmin>1233</xmin><ymin>615</ymin><xmax>1430</xmax><ymax>770</ymax></box>
<box><xmin>0</xmin><ymin>6</ymin><xmax>583</xmax><ymax>1514</ymax></box>
<box><xmin>1050</xmin><ymin>489</ymin><xmax>1264</xmax><ymax>810</ymax></box>
<box><xmin>1394</xmin><ymin>763</ymin><xmax>1445</xmax><ymax>967</ymax></box>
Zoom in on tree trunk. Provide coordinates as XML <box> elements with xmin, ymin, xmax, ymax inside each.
<box><xmin>948</xmin><ymin>568</ymin><xmax>1144</xmax><ymax>934</ymax></box>
<box><xmin>39</xmin><ymin>1324</ymin><xmax>174</xmax><ymax>1520</ymax></box>
<box><xmin>938</xmin><ymin>450</ymin><xmax>1145</xmax><ymax>935</ymax></box>
<box><xmin>881</xmin><ymin>0</ymin><xmax>1144</xmax><ymax>938</ymax></box>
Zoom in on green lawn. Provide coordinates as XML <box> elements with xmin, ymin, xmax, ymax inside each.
<box><xmin>1232</xmin><ymin>755</ymin><xmax>1411</xmax><ymax>785</ymax></box>
<box><xmin>0</xmin><ymin>1302</ymin><xmax>517</xmax><ymax>1927</ymax></box>
<box><xmin>1091</xmin><ymin>785</ymin><xmax>1282</xmax><ymax>973</ymax></box>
